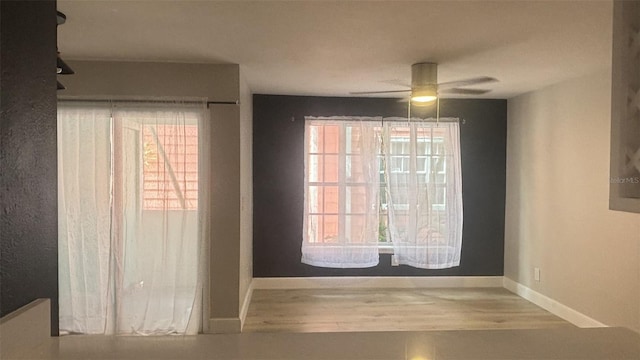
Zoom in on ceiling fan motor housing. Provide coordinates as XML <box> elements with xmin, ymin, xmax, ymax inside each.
<box><xmin>412</xmin><ymin>62</ymin><xmax>438</xmax><ymax>89</ymax></box>
<box><xmin>411</xmin><ymin>62</ymin><xmax>438</xmax><ymax>102</ymax></box>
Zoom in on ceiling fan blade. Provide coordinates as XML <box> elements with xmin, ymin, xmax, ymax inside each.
<box><xmin>380</xmin><ymin>79</ymin><xmax>411</xmax><ymax>88</ymax></box>
<box><xmin>438</xmin><ymin>88</ymin><xmax>492</xmax><ymax>95</ymax></box>
<box><xmin>438</xmin><ymin>76</ymin><xmax>498</xmax><ymax>89</ymax></box>
<box><xmin>350</xmin><ymin>89</ymin><xmax>411</xmax><ymax>95</ymax></box>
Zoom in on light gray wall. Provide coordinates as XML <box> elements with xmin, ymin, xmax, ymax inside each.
<box><xmin>238</xmin><ymin>67</ymin><xmax>253</xmax><ymax>324</ymax></box>
<box><xmin>505</xmin><ymin>69</ymin><xmax>640</xmax><ymax>332</ymax></box>
<box><xmin>209</xmin><ymin>104</ymin><xmax>241</xmax><ymax>331</ymax></box>
<box><xmin>61</xmin><ymin>60</ymin><xmax>243</xmax><ymax>333</ymax></box>
<box><xmin>609</xmin><ymin>0</ymin><xmax>640</xmax><ymax>212</ymax></box>
<box><xmin>61</xmin><ymin>61</ymin><xmax>238</xmax><ymax>101</ymax></box>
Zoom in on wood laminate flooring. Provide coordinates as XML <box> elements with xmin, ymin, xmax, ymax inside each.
<box><xmin>243</xmin><ymin>287</ymin><xmax>573</xmax><ymax>333</ymax></box>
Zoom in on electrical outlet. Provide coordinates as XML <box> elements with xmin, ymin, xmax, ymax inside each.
<box><xmin>534</xmin><ymin>267</ymin><xmax>541</xmax><ymax>282</ymax></box>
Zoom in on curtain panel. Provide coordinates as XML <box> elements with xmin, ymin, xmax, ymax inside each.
<box><xmin>383</xmin><ymin>119</ymin><xmax>463</xmax><ymax>269</ymax></box>
<box><xmin>302</xmin><ymin>117</ymin><xmax>382</xmax><ymax>268</ymax></box>
<box><xmin>57</xmin><ymin>101</ymin><xmax>209</xmax><ymax>335</ymax></box>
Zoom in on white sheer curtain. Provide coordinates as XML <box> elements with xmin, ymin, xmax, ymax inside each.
<box><xmin>302</xmin><ymin>117</ymin><xmax>381</xmax><ymax>268</ymax></box>
<box><xmin>58</xmin><ymin>103</ymin><xmax>113</xmax><ymax>334</ymax></box>
<box><xmin>384</xmin><ymin>118</ymin><xmax>463</xmax><ymax>269</ymax></box>
<box><xmin>58</xmin><ymin>101</ymin><xmax>209</xmax><ymax>335</ymax></box>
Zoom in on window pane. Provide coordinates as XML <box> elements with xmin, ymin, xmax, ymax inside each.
<box><xmin>391</xmin><ymin>156</ymin><xmax>404</xmax><ymax>173</ymax></box>
<box><xmin>324</xmin><ymin>186</ymin><xmax>339</xmax><ymax>214</ymax></box>
<box><xmin>346</xmin><ymin>186</ymin><xmax>367</xmax><ymax>214</ymax></box>
<box><xmin>378</xmin><ymin>215</ymin><xmax>389</xmax><ymax>243</ymax></box>
<box><xmin>346</xmin><ymin>125</ymin><xmax>362</xmax><ymax>154</ymax></box>
<box><xmin>388</xmin><ymin>173</ymin><xmax>409</xmax><ymax>185</ymax></box>
<box><xmin>388</xmin><ymin>183</ymin><xmax>410</xmax><ymax>208</ymax></box>
<box><xmin>432</xmin><ymin>156</ymin><xmax>445</xmax><ymax>175</ymax></box>
<box><xmin>323</xmin><ymin>215</ymin><xmax>339</xmax><ymax>243</ymax></box>
<box><xmin>380</xmin><ymin>186</ymin><xmax>387</xmax><ymax>209</ymax></box>
<box><xmin>307</xmin><ymin>185</ymin><xmax>323</xmax><ymax>213</ymax></box>
<box><xmin>417</xmin><ymin>141</ymin><xmax>428</xmax><ymax>155</ymax></box>
<box><xmin>389</xmin><ymin>127</ymin><xmax>410</xmax><ymax>150</ymax></box>
<box><xmin>324</xmin><ymin>155</ymin><xmax>339</xmax><ymax>182</ymax></box>
<box><xmin>307</xmin><ymin>154</ymin><xmax>323</xmax><ymax>182</ymax></box>
<box><xmin>417</xmin><ymin>156</ymin><xmax>427</xmax><ymax>173</ymax></box>
<box><xmin>346</xmin><ymin>155</ymin><xmax>364</xmax><ymax>182</ymax></box>
<box><xmin>324</xmin><ymin>125</ymin><xmax>339</xmax><ymax>153</ymax></box>
<box><xmin>390</xmin><ymin>213</ymin><xmax>409</xmax><ymax>232</ymax></box>
<box><xmin>307</xmin><ymin>214</ymin><xmax>322</xmax><ymax>243</ymax></box>
<box><xmin>436</xmin><ymin>186</ymin><xmax>446</xmax><ymax>205</ymax></box>
<box><xmin>433</xmin><ymin>141</ymin><xmax>445</xmax><ymax>155</ymax></box>
<box><xmin>308</xmin><ymin>125</ymin><xmax>323</xmax><ymax>153</ymax></box>
<box><xmin>345</xmin><ymin>215</ymin><xmax>366</xmax><ymax>243</ymax></box>
<box><xmin>391</xmin><ymin>142</ymin><xmax>403</xmax><ymax>155</ymax></box>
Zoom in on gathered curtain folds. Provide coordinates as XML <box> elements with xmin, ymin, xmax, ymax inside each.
<box><xmin>301</xmin><ymin>116</ymin><xmax>463</xmax><ymax>269</ymax></box>
<box><xmin>57</xmin><ymin>100</ymin><xmax>209</xmax><ymax>335</ymax></box>
<box><xmin>384</xmin><ymin>119</ymin><xmax>463</xmax><ymax>269</ymax></box>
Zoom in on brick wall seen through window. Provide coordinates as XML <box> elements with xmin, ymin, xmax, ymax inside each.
<box><xmin>143</xmin><ymin>125</ymin><xmax>198</xmax><ymax>210</ymax></box>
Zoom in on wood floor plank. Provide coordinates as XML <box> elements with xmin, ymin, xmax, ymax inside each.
<box><xmin>243</xmin><ymin>287</ymin><xmax>573</xmax><ymax>333</ymax></box>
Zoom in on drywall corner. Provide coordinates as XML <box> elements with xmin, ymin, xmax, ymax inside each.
<box><xmin>238</xmin><ymin>66</ymin><xmax>254</xmax><ymax>323</ymax></box>
<box><xmin>0</xmin><ymin>299</ymin><xmax>51</xmax><ymax>359</ymax></box>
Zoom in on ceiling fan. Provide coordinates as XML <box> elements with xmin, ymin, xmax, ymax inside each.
<box><xmin>350</xmin><ymin>62</ymin><xmax>498</xmax><ymax>105</ymax></box>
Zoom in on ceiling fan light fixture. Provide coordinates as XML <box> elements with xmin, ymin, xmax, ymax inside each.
<box><xmin>410</xmin><ymin>63</ymin><xmax>438</xmax><ymax>104</ymax></box>
<box><xmin>411</xmin><ymin>85</ymin><xmax>437</xmax><ymax>104</ymax></box>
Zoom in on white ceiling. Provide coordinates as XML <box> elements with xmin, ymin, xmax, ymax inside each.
<box><xmin>57</xmin><ymin>1</ymin><xmax>612</xmax><ymax>99</ymax></box>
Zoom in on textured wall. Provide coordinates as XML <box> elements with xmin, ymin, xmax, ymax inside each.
<box><xmin>0</xmin><ymin>0</ymin><xmax>59</xmax><ymax>335</ymax></box>
<box><xmin>253</xmin><ymin>95</ymin><xmax>507</xmax><ymax>277</ymax></box>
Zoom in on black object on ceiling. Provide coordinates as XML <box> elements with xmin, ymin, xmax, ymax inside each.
<box><xmin>57</xmin><ymin>54</ymin><xmax>74</xmax><ymax>75</ymax></box>
<box><xmin>56</xmin><ymin>11</ymin><xmax>73</xmax><ymax>90</ymax></box>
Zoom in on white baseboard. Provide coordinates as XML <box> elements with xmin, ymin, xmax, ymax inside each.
<box><xmin>503</xmin><ymin>277</ymin><xmax>607</xmax><ymax>328</ymax></box>
<box><xmin>206</xmin><ymin>317</ymin><xmax>241</xmax><ymax>334</ymax></box>
<box><xmin>252</xmin><ymin>276</ymin><xmax>504</xmax><ymax>290</ymax></box>
<box><xmin>239</xmin><ymin>281</ymin><xmax>254</xmax><ymax>331</ymax></box>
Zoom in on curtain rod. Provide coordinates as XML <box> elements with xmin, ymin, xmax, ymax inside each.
<box><xmin>207</xmin><ymin>101</ymin><xmax>239</xmax><ymax>106</ymax></box>
<box><xmin>305</xmin><ymin>116</ymin><xmax>460</xmax><ymax>123</ymax></box>
<box><xmin>57</xmin><ymin>98</ymin><xmax>239</xmax><ymax>107</ymax></box>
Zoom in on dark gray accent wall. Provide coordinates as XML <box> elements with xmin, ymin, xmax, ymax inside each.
<box><xmin>253</xmin><ymin>95</ymin><xmax>506</xmax><ymax>277</ymax></box>
<box><xmin>0</xmin><ymin>0</ymin><xmax>59</xmax><ymax>335</ymax></box>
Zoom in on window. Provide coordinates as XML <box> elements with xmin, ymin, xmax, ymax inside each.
<box><xmin>142</xmin><ymin>125</ymin><xmax>199</xmax><ymax>210</ymax></box>
<box><xmin>302</xmin><ymin>119</ymin><xmax>381</xmax><ymax>268</ymax></box>
<box><xmin>306</xmin><ymin>123</ymin><xmax>339</xmax><ymax>243</ymax></box>
<box><xmin>302</xmin><ymin>116</ymin><xmax>463</xmax><ymax>269</ymax></box>
<box><xmin>305</xmin><ymin>122</ymin><xmax>377</xmax><ymax>245</ymax></box>
<box><xmin>378</xmin><ymin>129</ymin><xmax>447</xmax><ymax>245</ymax></box>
